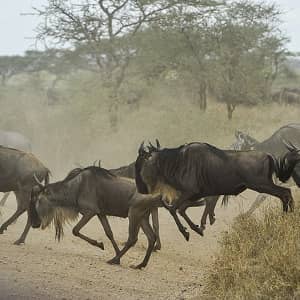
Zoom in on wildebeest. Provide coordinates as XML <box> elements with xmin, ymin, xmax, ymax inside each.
<box><xmin>136</xmin><ymin>141</ymin><xmax>226</xmax><ymax>240</ymax></box>
<box><xmin>136</xmin><ymin>141</ymin><xmax>299</xmax><ymax>240</ymax></box>
<box><xmin>29</xmin><ymin>166</ymin><xmax>166</xmax><ymax>269</ymax></box>
<box><xmin>232</xmin><ymin>124</ymin><xmax>300</xmax><ymax>214</ymax></box>
<box><xmin>0</xmin><ymin>146</ymin><xmax>49</xmax><ymax>244</ymax></box>
<box><xmin>109</xmin><ymin>162</ymin><xmax>161</xmax><ymax>250</ymax></box>
<box><xmin>273</xmin><ymin>88</ymin><xmax>300</xmax><ymax>105</ymax></box>
<box><xmin>0</xmin><ymin>130</ymin><xmax>32</xmax><ymax>207</ymax></box>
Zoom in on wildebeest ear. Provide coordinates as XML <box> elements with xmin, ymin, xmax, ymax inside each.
<box><xmin>34</xmin><ymin>173</ymin><xmax>44</xmax><ymax>189</ymax></box>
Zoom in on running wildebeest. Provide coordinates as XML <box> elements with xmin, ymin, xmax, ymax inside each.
<box><xmin>29</xmin><ymin>166</ymin><xmax>171</xmax><ymax>269</ymax></box>
<box><xmin>136</xmin><ymin>141</ymin><xmax>226</xmax><ymax>240</ymax></box>
<box><xmin>136</xmin><ymin>141</ymin><xmax>299</xmax><ymax>240</ymax></box>
<box><xmin>0</xmin><ymin>146</ymin><xmax>49</xmax><ymax>244</ymax></box>
<box><xmin>232</xmin><ymin>124</ymin><xmax>300</xmax><ymax>214</ymax></box>
<box><xmin>0</xmin><ymin>130</ymin><xmax>32</xmax><ymax>207</ymax></box>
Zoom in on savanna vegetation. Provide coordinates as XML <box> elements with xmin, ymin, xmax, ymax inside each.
<box><xmin>1</xmin><ymin>1</ymin><xmax>300</xmax><ymax>298</ymax></box>
<box><xmin>204</xmin><ymin>200</ymin><xmax>300</xmax><ymax>300</ymax></box>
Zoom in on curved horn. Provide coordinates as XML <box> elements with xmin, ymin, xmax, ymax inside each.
<box><xmin>98</xmin><ymin>160</ymin><xmax>101</xmax><ymax>167</ymax></box>
<box><xmin>33</xmin><ymin>173</ymin><xmax>44</xmax><ymax>189</ymax></box>
<box><xmin>155</xmin><ymin>139</ymin><xmax>161</xmax><ymax>149</ymax></box>
<box><xmin>93</xmin><ymin>160</ymin><xmax>97</xmax><ymax>166</ymax></box>
<box><xmin>138</xmin><ymin>141</ymin><xmax>145</xmax><ymax>154</ymax></box>
<box><xmin>148</xmin><ymin>141</ymin><xmax>156</xmax><ymax>152</ymax></box>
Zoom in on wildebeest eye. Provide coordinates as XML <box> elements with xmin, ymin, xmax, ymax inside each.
<box><xmin>43</xmin><ymin>188</ymin><xmax>51</xmax><ymax>196</ymax></box>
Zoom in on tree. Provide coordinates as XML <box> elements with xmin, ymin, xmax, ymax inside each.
<box><xmin>34</xmin><ymin>0</ymin><xmax>221</xmax><ymax>127</ymax></box>
<box><xmin>210</xmin><ymin>1</ymin><xmax>287</xmax><ymax>119</ymax></box>
<box><xmin>0</xmin><ymin>55</ymin><xmax>32</xmax><ymax>85</ymax></box>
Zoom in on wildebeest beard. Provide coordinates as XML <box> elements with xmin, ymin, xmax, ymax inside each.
<box><xmin>140</xmin><ymin>152</ymin><xmax>182</xmax><ymax>205</ymax></box>
<box><xmin>36</xmin><ymin>178</ymin><xmax>81</xmax><ymax>241</ymax></box>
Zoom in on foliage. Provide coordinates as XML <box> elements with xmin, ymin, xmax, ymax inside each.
<box><xmin>204</xmin><ymin>204</ymin><xmax>300</xmax><ymax>299</ymax></box>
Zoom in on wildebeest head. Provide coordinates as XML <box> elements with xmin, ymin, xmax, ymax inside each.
<box><xmin>232</xmin><ymin>130</ymin><xmax>259</xmax><ymax>150</ymax></box>
<box><xmin>29</xmin><ymin>175</ymin><xmax>58</xmax><ymax>230</ymax></box>
<box><xmin>135</xmin><ymin>140</ymin><xmax>160</xmax><ymax>194</ymax></box>
<box><xmin>29</xmin><ymin>174</ymin><xmax>78</xmax><ymax>240</ymax></box>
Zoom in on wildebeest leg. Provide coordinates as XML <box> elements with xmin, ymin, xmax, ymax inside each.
<box><xmin>131</xmin><ymin>217</ymin><xmax>156</xmax><ymax>269</ymax></box>
<box><xmin>163</xmin><ymin>195</ymin><xmax>204</xmax><ymax>241</ymax></box>
<box><xmin>0</xmin><ymin>207</ymin><xmax>26</xmax><ymax>234</ymax></box>
<box><xmin>244</xmin><ymin>193</ymin><xmax>268</xmax><ymax>216</ymax></box>
<box><xmin>0</xmin><ymin>192</ymin><xmax>10</xmax><ymax>207</ymax></box>
<box><xmin>165</xmin><ymin>205</ymin><xmax>190</xmax><ymax>241</ymax></box>
<box><xmin>150</xmin><ymin>208</ymin><xmax>161</xmax><ymax>251</ymax></box>
<box><xmin>250</xmin><ymin>184</ymin><xmax>293</xmax><ymax>213</ymax></box>
<box><xmin>72</xmin><ymin>213</ymin><xmax>104</xmax><ymax>250</ymax></box>
<box><xmin>107</xmin><ymin>210</ymin><xmax>141</xmax><ymax>265</ymax></box>
<box><xmin>178</xmin><ymin>200</ymin><xmax>205</xmax><ymax>236</ymax></box>
<box><xmin>200</xmin><ymin>196</ymin><xmax>219</xmax><ymax>230</ymax></box>
<box><xmin>13</xmin><ymin>211</ymin><xmax>32</xmax><ymax>245</ymax></box>
<box><xmin>97</xmin><ymin>214</ymin><xmax>120</xmax><ymax>256</ymax></box>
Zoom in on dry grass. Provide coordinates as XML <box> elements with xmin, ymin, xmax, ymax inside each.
<box><xmin>204</xmin><ymin>202</ymin><xmax>300</xmax><ymax>300</ymax></box>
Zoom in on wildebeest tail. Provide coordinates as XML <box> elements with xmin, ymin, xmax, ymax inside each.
<box><xmin>44</xmin><ymin>169</ymin><xmax>51</xmax><ymax>185</ymax></box>
<box><xmin>272</xmin><ymin>150</ymin><xmax>300</xmax><ymax>183</ymax></box>
<box><xmin>292</xmin><ymin>164</ymin><xmax>300</xmax><ymax>187</ymax></box>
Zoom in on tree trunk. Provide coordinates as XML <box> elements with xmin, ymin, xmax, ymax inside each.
<box><xmin>226</xmin><ymin>102</ymin><xmax>236</xmax><ymax>120</ymax></box>
<box><xmin>198</xmin><ymin>81</ymin><xmax>207</xmax><ymax>111</ymax></box>
<box><xmin>108</xmin><ymin>89</ymin><xmax>119</xmax><ymax>131</ymax></box>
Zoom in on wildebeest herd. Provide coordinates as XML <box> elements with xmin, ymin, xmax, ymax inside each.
<box><xmin>1</xmin><ymin>124</ymin><xmax>300</xmax><ymax>269</ymax></box>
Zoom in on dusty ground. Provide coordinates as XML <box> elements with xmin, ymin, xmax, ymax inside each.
<box><xmin>0</xmin><ymin>192</ymin><xmax>259</xmax><ymax>300</ymax></box>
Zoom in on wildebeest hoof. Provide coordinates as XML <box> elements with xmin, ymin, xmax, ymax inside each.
<box><xmin>153</xmin><ymin>244</ymin><xmax>161</xmax><ymax>252</ymax></box>
<box><xmin>130</xmin><ymin>263</ymin><xmax>145</xmax><ymax>270</ymax></box>
<box><xmin>197</xmin><ymin>227</ymin><xmax>204</xmax><ymax>237</ymax></box>
<box><xmin>0</xmin><ymin>228</ymin><xmax>6</xmax><ymax>234</ymax></box>
<box><xmin>182</xmin><ymin>230</ymin><xmax>190</xmax><ymax>241</ymax></box>
<box><xmin>13</xmin><ymin>240</ymin><xmax>24</xmax><ymax>245</ymax></box>
<box><xmin>107</xmin><ymin>257</ymin><xmax>120</xmax><ymax>265</ymax></box>
<box><xmin>95</xmin><ymin>241</ymin><xmax>104</xmax><ymax>250</ymax></box>
<box><xmin>209</xmin><ymin>217</ymin><xmax>216</xmax><ymax>225</ymax></box>
<box><xmin>288</xmin><ymin>202</ymin><xmax>295</xmax><ymax>212</ymax></box>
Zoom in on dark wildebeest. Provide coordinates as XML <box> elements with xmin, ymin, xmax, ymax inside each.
<box><xmin>136</xmin><ymin>141</ymin><xmax>299</xmax><ymax>240</ymax></box>
<box><xmin>0</xmin><ymin>146</ymin><xmax>49</xmax><ymax>244</ymax></box>
<box><xmin>0</xmin><ymin>130</ymin><xmax>32</xmax><ymax>207</ymax></box>
<box><xmin>29</xmin><ymin>166</ymin><xmax>168</xmax><ymax>269</ymax></box>
<box><xmin>232</xmin><ymin>124</ymin><xmax>300</xmax><ymax>214</ymax></box>
<box><xmin>136</xmin><ymin>142</ymin><xmax>226</xmax><ymax>240</ymax></box>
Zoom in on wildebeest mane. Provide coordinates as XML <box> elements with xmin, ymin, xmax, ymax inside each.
<box><xmin>62</xmin><ymin>166</ymin><xmax>116</xmax><ymax>183</ymax></box>
<box><xmin>156</xmin><ymin>143</ymin><xmax>228</xmax><ymax>184</ymax></box>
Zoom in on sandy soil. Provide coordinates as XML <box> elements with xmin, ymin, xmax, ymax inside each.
<box><xmin>0</xmin><ymin>192</ymin><xmax>257</xmax><ymax>300</ymax></box>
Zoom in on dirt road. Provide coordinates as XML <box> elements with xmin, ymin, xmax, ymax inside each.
<box><xmin>0</xmin><ymin>193</ymin><xmax>254</xmax><ymax>300</ymax></box>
